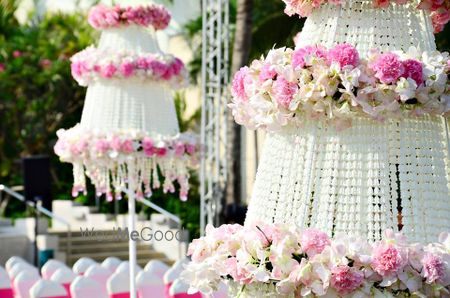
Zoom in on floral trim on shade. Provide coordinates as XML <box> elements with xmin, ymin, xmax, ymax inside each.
<box><xmin>54</xmin><ymin>125</ymin><xmax>200</xmax><ymax>201</ymax></box>
<box><xmin>282</xmin><ymin>0</ymin><xmax>450</xmax><ymax>33</ymax></box>
<box><xmin>88</xmin><ymin>4</ymin><xmax>171</xmax><ymax>30</ymax></box>
<box><xmin>70</xmin><ymin>46</ymin><xmax>188</xmax><ymax>88</ymax></box>
<box><xmin>229</xmin><ymin>45</ymin><xmax>450</xmax><ymax>132</ymax></box>
<box><xmin>181</xmin><ymin>223</ymin><xmax>450</xmax><ymax>297</ymax></box>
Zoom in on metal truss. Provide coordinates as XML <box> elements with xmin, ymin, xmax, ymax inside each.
<box><xmin>200</xmin><ymin>0</ymin><xmax>230</xmax><ymax>234</ymax></box>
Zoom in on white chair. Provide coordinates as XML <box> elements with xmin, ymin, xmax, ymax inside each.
<box><xmin>41</xmin><ymin>260</ymin><xmax>67</xmax><ymax>280</ymax></box>
<box><xmin>106</xmin><ymin>270</ymin><xmax>129</xmax><ymax>298</ymax></box>
<box><xmin>84</xmin><ymin>264</ymin><xmax>112</xmax><ymax>293</ymax></box>
<box><xmin>72</xmin><ymin>258</ymin><xmax>96</xmax><ymax>275</ymax></box>
<box><xmin>29</xmin><ymin>279</ymin><xmax>68</xmax><ymax>298</ymax></box>
<box><xmin>101</xmin><ymin>257</ymin><xmax>121</xmax><ymax>273</ymax></box>
<box><xmin>9</xmin><ymin>263</ymin><xmax>39</xmax><ymax>285</ymax></box>
<box><xmin>5</xmin><ymin>256</ymin><xmax>26</xmax><ymax>273</ymax></box>
<box><xmin>14</xmin><ymin>271</ymin><xmax>40</xmax><ymax>298</ymax></box>
<box><xmin>169</xmin><ymin>279</ymin><xmax>202</xmax><ymax>298</ymax></box>
<box><xmin>136</xmin><ymin>270</ymin><xmax>164</xmax><ymax>298</ymax></box>
<box><xmin>0</xmin><ymin>265</ymin><xmax>14</xmax><ymax>298</ymax></box>
<box><xmin>163</xmin><ymin>259</ymin><xmax>189</xmax><ymax>298</ymax></box>
<box><xmin>144</xmin><ymin>260</ymin><xmax>169</xmax><ymax>279</ymax></box>
<box><xmin>70</xmin><ymin>276</ymin><xmax>108</xmax><ymax>298</ymax></box>
<box><xmin>115</xmin><ymin>261</ymin><xmax>142</xmax><ymax>275</ymax></box>
<box><xmin>50</xmin><ymin>267</ymin><xmax>77</xmax><ymax>297</ymax></box>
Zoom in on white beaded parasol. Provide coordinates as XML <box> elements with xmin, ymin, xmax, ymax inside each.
<box><xmin>245</xmin><ymin>0</ymin><xmax>450</xmax><ymax>243</ymax></box>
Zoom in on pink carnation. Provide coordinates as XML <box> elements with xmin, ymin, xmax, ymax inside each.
<box><xmin>120</xmin><ymin>62</ymin><xmax>135</xmax><ymax>77</ymax></box>
<box><xmin>282</xmin><ymin>0</ymin><xmax>326</xmax><ymax>17</ymax></box>
<box><xmin>231</xmin><ymin>66</ymin><xmax>250</xmax><ymax>101</ymax></box>
<box><xmin>300</xmin><ymin>228</ymin><xmax>331</xmax><ymax>257</ymax></box>
<box><xmin>259</xmin><ymin>63</ymin><xmax>277</xmax><ymax>81</ymax></box>
<box><xmin>328</xmin><ymin>43</ymin><xmax>359</xmax><ymax>67</ymax></box>
<box><xmin>101</xmin><ymin>63</ymin><xmax>117</xmax><ymax>78</ymax></box>
<box><xmin>136</xmin><ymin>57</ymin><xmax>148</xmax><ymax>69</ymax></box>
<box><xmin>422</xmin><ymin>253</ymin><xmax>446</xmax><ymax>284</ymax></box>
<box><xmin>174</xmin><ymin>142</ymin><xmax>186</xmax><ymax>156</ymax></box>
<box><xmin>331</xmin><ymin>265</ymin><xmax>365</xmax><ymax>295</ymax></box>
<box><xmin>401</xmin><ymin>59</ymin><xmax>424</xmax><ymax>85</ymax></box>
<box><xmin>431</xmin><ymin>9</ymin><xmax>450</xmax><ymax>33</ymax></box>
<box><xmin>149</xmin><ymin>60</ymin><xmax>169</xmax><ymax>78</ymax></box>
<box><xmin>272</xmin><ymin>76</ymin><xmax>298</xmax><ymax>108</ymax></box>
<box><xmin>292</xmin><ymin>45</ymin><xmax>327</xmax><ymax>69</ymax></box>
<box><xmin>371</xmin><ymin>243</ymin><xmax>406</xmax><ymax>276</ymax></box>
<box><xmin>370</xmin><ymin>53</ymin><xmax>405</xmax><ymax>84</ymax></box>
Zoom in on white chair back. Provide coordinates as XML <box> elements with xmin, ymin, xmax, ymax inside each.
<box><xmin>101</xmin><ymin>257</ymin><xmax>121</xmax><ymax>273</ymax></box>
<box><xmin>5</xmin><ymin>256</ymin><xmax>26</xmax><ymax>273</ymax></box>
<box><xmin>106</xmin><ymin>270</ymin><xmax>129</xmax><ymax>298</ymax></box>
<box><xmin>70</xmin><ymin>276</ymin><xmax>108</xmax><ymax>298</ymax></box>
<box><xmin>29</xmin><ymin>279</ymin><xmax>68</xmax><ymax>298</ymax></box>
<box><xmin>115</xmin><ymin>261</ymin><xmax>142</xmax><ymax>275</ymax></box>
<box><xmin>144</xmin><ymin>260</ymin><xmax>169</xmax><ymax>279</ymax></box>
<box><xmin>84</xmin><ymin>264</ymin><xmax>112</xmax><ymax>293</ymax></box>
<box><xmin>169</xmin><ymin>279</ymin><xmax>202</xmax><ymax>298</ymax></box>
<box><xmin>50</xmin><ymin>267</ymin><xmax>77</xmax><ymax>297</ymax></box>
<box><xmin>72</xmin><ymin>258</ymin><xmax>96</xmax><ymax>275</ymax></box>
<box><xmin>136</xmin><ymin>270</ymin><xmax>164</xmax><ymax>298</ymax></box>
<box><xmin>0</xmin><ymin>265</ymin><xmax>14</xmax><ymax>298</ymax></box>
<box><xmin>41</xmin><ymin>260</ymin><xmax>67</xmax><ymax>280</ymax></box>
<box><xmin>14</xmin><ymin>271</ymin><xmax>40</xmax><ymax>298</ymax></box>
<box><xmin>9</xmin><ymin>263</ymin><xmax>39</xmax><ymax>284</ymax></box>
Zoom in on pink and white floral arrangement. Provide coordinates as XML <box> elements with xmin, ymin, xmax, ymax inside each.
<box><xmin>229</xmin><ymin>44</ymin><xmax>450</xmax><ymax>131</ymax></box>
<box><xmin>282</xmin><ymin>0</ymin><xmax>450</xmax><ymax>33</ymax></box>
<box><xmin>181</xmin><ymin>223</ymin><xmax>450</xmax><ymax>297</ymax></box>
<box><xmin>54</xmin><ymin>125</ymin><xmax>200</xmax><ymax>201</ymax></box>
<box><xmin>71</xmin><ymin>46</ymin><xmax>188</xmax><ymax>88</ymax></box>
<box><xmin>88</xmin><ymin>4</ymin><xmax>171</xmax><ymax>30</ymax></box>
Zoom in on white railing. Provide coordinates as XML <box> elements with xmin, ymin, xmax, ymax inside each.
<box><xmin>0</xmin><ymin>184</ymin><xmax>72</xmax><ymax>261</ymax></box>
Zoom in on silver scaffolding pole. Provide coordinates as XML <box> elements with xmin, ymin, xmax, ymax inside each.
<box><xmin>200</xmin><ymin>0</ymin><xmax>230</xmax><ymax>234</ymax></box>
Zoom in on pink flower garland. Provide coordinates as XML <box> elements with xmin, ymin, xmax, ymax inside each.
<box><xmin>229</xmin><ymin>44</ymin><xmax>450</xmax><ymax>132</ymax></box>
<box><xmin>182</xmin><ymin>224</ymin><xmax>450</xmax><ymax>297</ymax></box>
<box><xmin>282</xmin><ymin>0</ymin><xmax>450</xmax><ymax>33</ymax></box>
<box><xmin>88</xmin><ymin>4</ymin><xmax>171</xmax><ymax>30</ymax></box>
<box><xmin>70</xmin><ymin>46</ymin><xmax>187</xmax><ymax>88</ymax></box>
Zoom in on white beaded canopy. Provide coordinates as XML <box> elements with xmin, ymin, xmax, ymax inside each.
<box><xmin>245</xmin><ymin>0</ymin><xmax>450</xmax><ymax>243</ymax></box>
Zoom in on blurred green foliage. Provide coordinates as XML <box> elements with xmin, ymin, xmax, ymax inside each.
<box><xmin>0</xmin><ymin>1</ymin><xmax>202</xmax><ymax>238</ymax></box>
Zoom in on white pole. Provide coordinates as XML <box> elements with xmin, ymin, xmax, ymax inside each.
<box><xmin>127</xmin><ymin>160</ymin><xmax>137</xmax><ymax>298</ymax></box>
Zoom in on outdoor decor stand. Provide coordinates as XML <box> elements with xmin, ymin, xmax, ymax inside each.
<box><xmin>54</xmin><ymin>3</ymin><xmax>199</xmax><ymax>297</ymax></box>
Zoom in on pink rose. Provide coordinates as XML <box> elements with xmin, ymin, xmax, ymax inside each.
<box><xmin>120</xmin><ymin>139</ymin><xmax>134</xmax><ymax>153</ymax></box>
<box><xmin>401</xmin><ymin>59</ymin><xmax>423</xmax><ymax>85</ymax></box>
<box><xmin>185</xmin><ymin>143</ymin><xmax>196</xmax><ymax>155</ymax></box>
<box><xmin>300</xmin><ymin>228</ymin><xmax>331</xmax><ymax>257</ymax></box>
<box><xmin>292</xmin><ymin>45</ymin><xmax>327</xmax><ymax>69</ymax></box>
<box><xmin>331</xmin><ymin>265</ymin><xmax>365</xmax><ymax>294</ymax></box>
<box><xmin>156</xmin><ymin>147</ymin><xmax>167</xmax><ymax>157</ymax></box>
<box><xmin>174</xmin><ymin>142</ymin><xmax>186</xmax><ymax>156</ymax></box>
<box><xmin>101</xmin><ymin>63</ymin><xmax>117</xmax><ymax>78</ymax></box>
<box><xmin>142</xmin><ymin>137</ymin><xmax>156</xmax><ymax>156</ymax></box>
<box><xmin>272</xmin><ymin>76</ymin><xmax>298</xmax><ymax>108</ymax></box>
<box><xmin>110</xmin><ymin>137</ymin><xmax>122</xmax><ymax>151</ymax></box>
<box><xmin>149</xmin><ymin>60</ymin><xmax>169</xmax><ymax>78</ymax></box>
<box><xmin>136</xmin><ymin>57</ymin><xmax>148</xmax><ymax>69</ymax></box>
<box><xmin>94</xmin><ymin>139</ymin><xmax>110</xmax><ymax>154</ymax></box>
<box><xmin>371</xmin><ymin>243</ymin><xmax>406</xmax><ymax>276</ymax></box>
<box><xmin>259</xmin><ymin>63</ymin><xmax>277</xmax><ymax>81</ymax></box>
<box><xmin>120</xmin><ymin>62</ymin><xmax>135</xmax><ymax>77</ymax></box>
<box><xmin>370</xmin><ymin>53</ymin><xmax>405</xmax><ymax>84</ymax></box>
<box><xmin>422</xmin><ymin>253</ymin><xmax>446</xmax><ymax>284</ymax></box>
<box><xmin>328</xmin><ymin>43</ymin><xmax>359</xmax><ymax>68</ymax></box>
<box><xmin>231</xmin><ymin>66</ymin><xmax>250</xmax><ymax>101</ymax></box>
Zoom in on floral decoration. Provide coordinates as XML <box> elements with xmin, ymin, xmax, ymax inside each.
<box><xmin>54</xmin><ymin>125</ymin><xmax>200</xmax><ymax>201</ymax></box>
<box><xmin>70</xmin><ymin>46</ymin><xmax>188</xmax><ymax>88</ymax></box>
<box><xmin>88</xmin><ymin>4</ymin><xmax>171</xmax><ymax>30</ymax></box>
<box><xmin>281</xmin><ymin>0</ymin><xmax>450</xmax><ymax>33</ymax></box>
<box><xmin>229</xmin><ymin>44</ymin><xmax>450</xmax><ymax>131</ymax></box>
<box><xmin>181</xmin><ymin>223</ymin><xmax>450</xmax><ymax>297</ymax></box>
